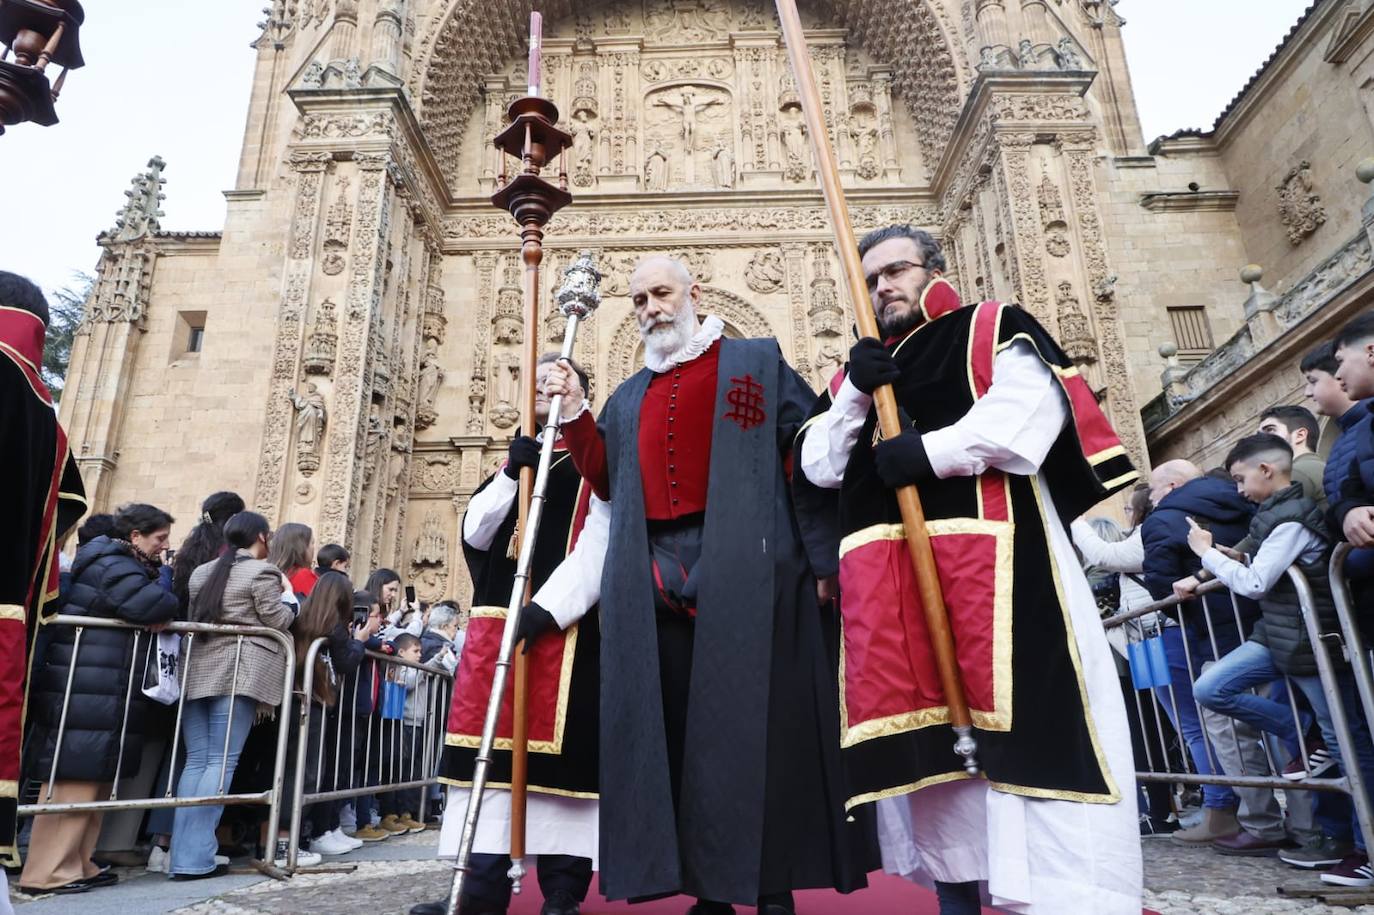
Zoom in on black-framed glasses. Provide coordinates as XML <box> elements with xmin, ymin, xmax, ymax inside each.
<box><xmin>865</xmin><ymin>260</ymin><xmax>926</xmax><ymax>291</ymax></box>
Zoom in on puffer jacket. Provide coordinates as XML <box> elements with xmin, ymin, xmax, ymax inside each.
<box><xmin>1327</xmin><ymin>400</ymin><xmax>1374</xmax><ymax>581</ymax></box>
<box><xmin>25</xmin><ymin>536</ymin><xmax>178</xmax><ymax>783</ymax></box>
<box><xmin>1245</xmin><ymin>483</ymin><xmax>1338</xmax><ymax>676</ymax></box>
<box><xmin>1142</xmin><ymin>473</ymin><xmax>1260</xmax><ymax>642</ymax></box>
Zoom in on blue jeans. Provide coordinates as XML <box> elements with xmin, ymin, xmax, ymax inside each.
<box><xmin>1152</xmin><ymin>626</ymin><xmax>1239</xmax><ymax>809</ymax></box>
<box><xmin>1194</xmin><ymin>640</ymin><xmax>1374</xmax><ymax>850</ymax></box>
<box><xmin>934</xmin><ymin>880</ymin><xmax>982</xmax><ymax>915</ymax></box>
<box><xmin>169</xmin><ymin>695</ymin><xmax>257</xmax><ymax>875</ymax></box>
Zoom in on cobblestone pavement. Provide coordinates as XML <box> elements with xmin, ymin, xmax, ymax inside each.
<box><xmin>19</xmin><ymin>830</ymin><xmax>1374</xmax><ymax>914</ymax></box>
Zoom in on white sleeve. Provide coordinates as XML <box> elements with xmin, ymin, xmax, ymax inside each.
<box><xmin>1201</xmin><ymin>523</ymin><xmax>1321</xmax><ymax>599</ymax></box>
<box><xmin>1070</xmin><ymin>522</ymin><xmax>1145</xmax><ymax>574</ymax></box>
<box><xmin>531</xmin><ymin>495</ymin><xmax>610</xmax><ymax>629</ymax></box>
<box><xmin>462</xmin><ymin>472</ymin><xmax>519</xmax><ymax>551</ymax></box>
<box><xmin>798</xmin><ymin>377</ymin><xmax>873</xmax><ymax>489</ymax></box>
<box><xmin>922</xmin><ymin>340</ymin><xmax>1067</xmax><ymax>479</ymax></box>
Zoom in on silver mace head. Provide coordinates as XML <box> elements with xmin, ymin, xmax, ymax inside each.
<box><xmin>556</xmin><ymin>251</ymin><xmax>602</xmax><ymax>319</ymax></box>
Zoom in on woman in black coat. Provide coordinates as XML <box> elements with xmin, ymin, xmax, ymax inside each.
<box><xmin>21</xmin><ymin>504</ymin><xmax>178</xmax><ymax>895</ymax></box>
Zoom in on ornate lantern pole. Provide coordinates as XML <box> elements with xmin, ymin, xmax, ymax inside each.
<box><xmin>443</xmin><ymin>11</ymin><xmax>575</xmax><ymax>914</ymax></box>
<box><xmin>0</xmin><ymin>0</ymin><xmax>85</xmax><ymax>134</ymax></box>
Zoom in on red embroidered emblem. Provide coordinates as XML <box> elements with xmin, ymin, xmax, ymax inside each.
<box><xmin>724</xmin><ymin>374</ymin><xmax>766</xmax><ymax>430</ymax></box>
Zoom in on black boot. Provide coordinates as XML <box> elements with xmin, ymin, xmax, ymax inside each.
<box><xmin>757</xmin><ymin>890</ymin><xmax>795</xmax><ymax>915</ymax></box>
<box><xmin>686</xmin><ymin>902</ymin><xmax>735</xmax><ymax>915</ymax></box>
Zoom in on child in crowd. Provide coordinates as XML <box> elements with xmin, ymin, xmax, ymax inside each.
<box><xmin>378</xmin><ymin>633</ymin><xmax>429</xmax><ymax>834</ymax></box>
<box><xmin>1178</xmin><ymin>433</ymin><xmax>1374</xmax><ymax>887</ymax></box>
<box><xmin>341</xmin><ymin>591</ymin><xmax>389</xmax><ymax>842</ymax></box>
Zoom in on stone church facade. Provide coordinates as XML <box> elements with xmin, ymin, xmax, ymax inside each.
<box><xmin>61</xmin><ymin>0</ymin><xmax>1336</xmax><ymax>607</ymax></box>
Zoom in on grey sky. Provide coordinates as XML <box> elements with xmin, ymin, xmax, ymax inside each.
<box><xmin>0</xmin><ymin>0</ymin><xmax>1312</xmax><ymax>302</ymax></box>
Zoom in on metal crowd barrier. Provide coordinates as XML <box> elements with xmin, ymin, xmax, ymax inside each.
<box><xmin>19</xmin><ymin>616</ymin><xmax>296</xmax><ymax>862</ymax></box>
<box><xmin>285</xmin><ymin>642</ymin><xmax>453</xmax><ymax>869</ymax></box>
<box><xmin>1103</xmin><ymin>562</ymin><xmax>1374</xmax><ymax>846</ymax></box>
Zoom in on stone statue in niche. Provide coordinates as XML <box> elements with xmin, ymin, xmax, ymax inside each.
<box><xmin>645</xmin><ymin>0</ymin><xmax>731</xmax><ymax>42</ymax></box>
<box><xmin>850</xmin><ymin>115</ymin><xmax>880</xmax><ymax>180</ymax></box>
<box><xmin>570</xmin><ymin>112</ymin><xmax>597</xmax><ymax>189</ymax></box>
<box><xmin>289</xmin><ymin>383</ymin><xmax>327</xmax><ymax>476</ymax></box>
<box><xmin>412</xmin><ymin>508</ymin><xmax>448</xmax><ymax>568</ymax></box>
<box><xmin>490</xmin><ymin>352</ymin><xmax>521</xmax><ymax>429</ymax></box>
<box><xmin>364</xmin><ymin>402</ymin><xmax>385</xmax><ymax>484</ymax></box>
<box><xmin>644</xmin><ymin>142</ymin><xmax>669</xmax><ymax>191</ymax></box>
<box><xmin>745</xmin><ymin>250</ymin><xmax>785</xmax><ymax>294</ymax></box>
<box><xmin>653</xmin><ymin>89</ymin><xmax>723</xmax><ymax>151</ymax></box>
<box><xmin>711</xmin><ymin>139</ymin><xmax>735</xmax><ymax>188</ymax></box>
<box><xmin>815</xmin><ymin>340</ymin><xmax>844</xmax><ymax>382</ymax></box>
<box><xmin>415</xmin><ymin>339</ymin><xmax>444</xmax><ymax>430</ymax></box>
<box><xmin>782</xmin><ymin>115</ymin><xmax>808</xmax><ymax>183</ymax></box>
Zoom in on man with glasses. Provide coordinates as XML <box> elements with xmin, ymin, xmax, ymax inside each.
<box><xmin>794</xmin><ymin>226</ymin><xmax>1141</xmax><ymax>914</ymax></box>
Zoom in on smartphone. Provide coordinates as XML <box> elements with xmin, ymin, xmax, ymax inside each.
<box><xmin>405</xmin><ymin>584</ymin><xmax>417</xmax><ymax>606</ymax></box>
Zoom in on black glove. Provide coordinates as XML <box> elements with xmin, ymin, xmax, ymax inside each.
<box><xmin>847</xmin><ymin>337</ymin><xmax>901</xmax><ymax>395</ymax></box>
<box><xmin>503</xmin><ymin>435</ymin><xmax>541</xmax><ymax>479</ymax></box>
<box><xmin>873</xmin><ymin>427</ymin><xmax>934</xmax><ymax>489</ymax></box>
<box><xmin>514</xmin><ymin>601</ymin><xmax>559</xmax><ymax>654</ymax></box>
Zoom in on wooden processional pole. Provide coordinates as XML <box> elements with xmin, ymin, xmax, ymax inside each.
<box><xmin>773</xmin><ymin>0</ymin><xmax>979</xmax><ymax>773</ymax></box>
<box><xmin>489</xmin><ymin>9</ymin><xmax>573</xmax><ymax>895</ymax></box>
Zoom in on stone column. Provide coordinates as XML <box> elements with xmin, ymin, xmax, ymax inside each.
<box><xmin>319</xmin><ymin>152</ymin><xmax>395</xmax><ymax>548</ymax></box>
<box><xmin>976</xmin><ymin>0</ymin><xmax>1011</xmax><ymax>52</ymax></box>
<box><xmin>330</xmin><ymin>0</ymin><xmax>359</xmax><ymax>61</ymax></box>
<box><xmin>781</xmin><ymin>243</ymin><xmax>813</xmax><ymax>383</ymax></box>
<box><xmin>253</xmin><ymin>149</ymin><xmax>332</xmax><ymax>520</ymax></box>
<box><xmin>368</xmin><ymin>0</ymin><xmax>405</xmax><ymax>82</ymax></box>
<box><xmin>1019</xmin><ymin>0</ymin><xmax>1055</xmax><ymax>45</ymax></box>
<box><xmin>993</xmin><ymin>132</ymin><xmax>1052</xmax><ymax>325</ymax></box>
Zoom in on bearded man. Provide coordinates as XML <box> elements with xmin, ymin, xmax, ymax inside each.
<box><xmin>538</xmin><ymin>256</ymin><xmax>872</xmax><ymax>914</ymax></box>
<box><xmin>794</xmin><ymin>227</ymin><xmax>1141</xmax><ymax>914</ymax></box>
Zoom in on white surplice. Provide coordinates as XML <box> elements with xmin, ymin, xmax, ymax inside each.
<box><xmin>800</xmin><ymin>340</ymin><xmax>1142</xmax><ymax>914</ymax></box>
<box><xmin>440</xmin><ymin>484</ymin><xmax>613</xmax><ymax>863</ymax></box>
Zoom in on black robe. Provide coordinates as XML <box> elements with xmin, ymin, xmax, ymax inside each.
<box><xmin>0</xmin><ymin>306</ymin><xmax>86</xmax><ymax>863</ymax></box>
<box><xmin>593</xmin><ymin>337</ymin><xmax>873</xmax><ymax>904</ymax></box>
<box><xmin>441</xmin><ymin>450</ymin><xmax>600</xmax><ymax>797</ymax></box>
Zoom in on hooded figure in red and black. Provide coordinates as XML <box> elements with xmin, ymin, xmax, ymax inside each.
<box><xmin>794</xmin><ymin>228</ymin><xmax>1142</xmax><ymax>914</ymax></box>
<box><xmin>539</xmin><ymin>256</ymin><xmax>874</xmax><ymax>915</ymax></box>
<box><xmin>0</xmin><ymin>272</ymin><xmax>86</xmax><ymax>866</ymax></box>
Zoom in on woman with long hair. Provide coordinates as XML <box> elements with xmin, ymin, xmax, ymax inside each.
<box><xmin>268</xmin><ymin>522</ymin><xmax>318</xmax><ymax>600</ymax></box>
<box><xmin>364</xmin><ymin>568</ymin><xmax>402</xmax><ymax>616</ymax></box>
<box><xmin>169</xmin><ymin>512</ymin><xmax>297</xmax><ymax>878</ymax></box>
<box><xmin>22</xmin><ymin>504</ymin><xmax>179</xmax><ymax>895</ymax></box>
<box><xmin>171</xmin><ymin>492</ymin><xmax>245</xmax><ymax>616</ymax></box>
<box><xmin>275</xmin><ymin>571</ymin><xmax>369</xmax><ymax>858</ymax></box>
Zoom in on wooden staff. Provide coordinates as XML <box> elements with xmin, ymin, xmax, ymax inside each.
<box><xmin>774</xmin><ymin>0</ymin><xmax>978</xmax><ymax>773</ymax></box>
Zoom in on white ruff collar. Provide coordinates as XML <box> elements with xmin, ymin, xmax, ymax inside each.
<box><xmin>644</xmin><ymin>314</ymin><xmax>725</xmax><ymax>373</ymax></box>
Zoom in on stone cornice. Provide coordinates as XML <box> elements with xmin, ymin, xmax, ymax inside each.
<box><xmin>1139</xmin><ymin>190</ymin><xmax>1239</xmax><ymax>213</ymax></box>
<box><xmin>1146</xmin><ymin>133</ymin><xmax>1220</xmax><ymax>157</ymax></box>
<box><xmin>932</xmin><ymin>70</ymin><xmax>1096</xmax><ymax>214</ymax></box>
<box><xmin>286</xmin><ymin>85</ymin><xmax>449</xmax><ymax>233</ymax></box>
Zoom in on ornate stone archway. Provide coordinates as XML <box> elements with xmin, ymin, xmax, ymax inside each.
<box><xmin>410</xmin><ymin>0</ymin><xmax>966</xmax><ymax>190</ymax></box>
<box><xmin>606</xmin><ymin>285</ymin><xmax>775</xmax><ymax>387</ymax></box>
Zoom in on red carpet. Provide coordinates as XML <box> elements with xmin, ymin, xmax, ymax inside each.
<box><xmin>502</xmin><ymin>872</ymin><xmax>1161</xmax><ymax>914</ymax></box>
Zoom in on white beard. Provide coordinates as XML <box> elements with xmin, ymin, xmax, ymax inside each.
<box><xmin>641</xmin><ymin>305</ymin><xmax>699</xmax><ymax>361</ymax></box>
<box><xmin>642</xmin><ymin>313</ymin><xmax>726</xmax><ymax>373</ymax></box>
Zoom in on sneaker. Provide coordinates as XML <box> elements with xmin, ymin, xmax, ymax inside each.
<box><xmin>354</xmin><ymin>824</ymin><xmax>390</xmax><ymax>842</ymax></box>
<box><xmin>309</xmin><ymin>830</ymin><xmax>355</xmax><ymax>857</ymax></box>
<box><xmin>379</xmin><ymin>814</ymin><xmax>409</xmax><ymax>834</ymax></box>
<box><xmin>1139</xmin><ymin>815</ymin><xmax>1180</xmax><ymax>838</ymax></box>
<box><xmin>273</xmin><ymin>840</ymin><xmax>322</xmax><ymax>868</ymax></box>
<box><xmin>1284</xmin><ymin>744</ymin><xmax>1339</xmax><ymax>781</ymax></box>
<box><xmin>332</xmin><ymin>828</ymin><xmax>364</xmax><ymax>850</ymax></box>
<box><xmin>1281</xmin><ymin>837</ymin><xmax>1356</xmax><ymax>869</ymax></box>
<box><xmin>396</xmin><ymin>813</ymin><xmax>427</xmax><ymax>834</ymax></box>
<box><xmin>146</xmin><ymin>846</ymin><xmax>169</xmax><ymax>873</ymax></box>
<box><xmin>1322</xmin><ymin>853</ymin><xmax>1374</xmax><ymax>887</ymax></box>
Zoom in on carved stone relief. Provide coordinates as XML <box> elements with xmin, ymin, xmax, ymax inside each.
<box><xmin>1277</xmin><ymin>160</ymin><xmax>1326</xmax><ymax>246</ymax></box>
<box><xmin>745</xmin><ymin>249</ymin><xmax>785</xmax><ymax>294</ymax></box>
<box><xmin>644</xmin><ymin>85</ymin><xmax>732</xmax><ymax>188</ymax></box>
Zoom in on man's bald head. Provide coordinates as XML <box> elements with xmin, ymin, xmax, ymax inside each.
<box><xmin>631</xmin><ymin>255</ymin><xmax>694</xmax><ymax>290</ymax></box>
<box><xmin>1148</xmin><ymin>459</ymin><xmax>1201</xmax><ymax>507</ymax></box>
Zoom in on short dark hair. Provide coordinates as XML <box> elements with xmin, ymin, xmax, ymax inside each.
<box><xmin>856</xmin><ymin>225</ymin><xmax>947</xmax><ymax>273</ymax></box>
<box><xmin>1300</xmin><ymin>341</ymin><xmax>1338</xmax><ymax>375</ymax></box>
<box><xmin>1224</xmin><ymin>432</ymin><xmax>1294</xmax><ymax>471</ymax></box>
<box><xmin>1259</xmin><ymin>404</ymin><xmax>1320</xmax><ymax>445</ymax></box>
<box><xmin>538</xmin><ymin>352</ymin><xmax>592</xmax><ymax>403</ymax></box>
<box><xmin>0</xmin><ymin>271</ymin><xmax>49</xmax><ymax>326</ymax></box>
<box><xmin>317</xmin><ymin>543</ymin><xmax>349</xmax><ymax>570</ymax></box>
<box><xmin>1335</xmin><ymin>313</ymin><xmax>1374</xmax><ymax>351</ymax></box>
<box><xmin>353</xmin><ymin>590</ymin><xmax>378</xmax><ymax>612</ymax></box>
<box><xmin>76</xmin><ymin>513</ymin><xmax>116</xmax><ymax>545</ymax></box>
<box><xmin>111</xmin><ymin>503</ymin><xmax>175</xmax><ymax>540</ymax></box>
<box><xmin>392</xmin><ymin>632</ymin><xmax>421</xmax><ymax>653</ymax></box>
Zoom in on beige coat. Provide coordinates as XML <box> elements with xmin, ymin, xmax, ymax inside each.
<box><xmin>184</xmin><ymin>552</ymin><xmax>295</xmax><ymax>706</ymax></box>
